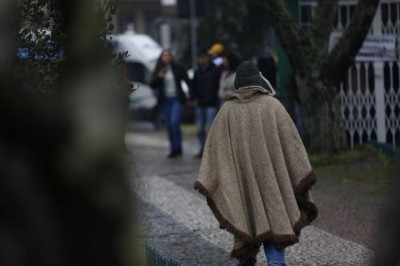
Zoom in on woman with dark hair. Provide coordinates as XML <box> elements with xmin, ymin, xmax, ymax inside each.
<box><xmin>218</xmin><ymin>52</ymin><xmax>240</xmax><ymax>103</ymax></box>
<box><xmin>150</xmin><ymin>49</ymin><xmax>191</xmax><ymax>158</ymax></box>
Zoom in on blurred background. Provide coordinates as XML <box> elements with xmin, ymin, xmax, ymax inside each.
<box><xmin>117</xmin><ymin>0</ymin><xmax>400</xmax><ymax>155</ymax></box>
<box><xmin>2</xmin><ymin>0</ymin><xmax>400</xmax><ymax>265</ymax></box>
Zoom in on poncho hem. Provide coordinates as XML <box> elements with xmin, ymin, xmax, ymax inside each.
<box><xmin>194</xmin><ymin>170</ymin><xmax>318</xmax><ymax>258</ymax></box>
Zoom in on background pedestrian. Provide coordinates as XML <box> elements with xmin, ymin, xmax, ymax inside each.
<box><xmin>150</xmin><ymin>49</ymin><xmax>191</xmax><ymax>158</ymax></box>
<box><xmin>189</xmin><ymin>49</ymin><xmax>221</xmax><ymax>159</ymax></box>
<box><xmin>208</xmin><ymin>43</ymin><xmax>225</xmax><ymax>73</ymax></box>
<box><xmin>218</xmin><ymin>52</ymin><xmax>240</xmax><ymax>104</ymax></box>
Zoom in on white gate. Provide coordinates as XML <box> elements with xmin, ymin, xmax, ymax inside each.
<box><xmin>300</xmin><ymin>0</ymin><xmax>400</xmax><ymax>149</ymax></box>
<box><xmin>335</xmin><ymin>0</ymin><xmax>400</xmax><ymax>149</ymax></box>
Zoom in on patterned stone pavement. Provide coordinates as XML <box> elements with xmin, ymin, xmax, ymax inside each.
<box><xmin>127</xmin><ymin>129</ymin><xmax>377</xmax><ymax>265</ymax></box>
<box><xmin>134</xmin><ymin>176</ymin><xmax>373</xmax><ymax>266</ymax></box>
<box><xmin>134</xmin><ymin>193</ymin><xmax>236</xmax><ymax>265</ymax></box>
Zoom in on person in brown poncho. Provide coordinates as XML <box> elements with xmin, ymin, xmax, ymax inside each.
<box><xmin>194</xmin><ymin>61</ymin><xmax>318</xmax><ymax>266</ymax></box>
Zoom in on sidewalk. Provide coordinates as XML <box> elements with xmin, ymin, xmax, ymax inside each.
<box><xmin>127</xmin><ymin>126</ymin><xmax>375</xmax><ymax>265</ymax></box>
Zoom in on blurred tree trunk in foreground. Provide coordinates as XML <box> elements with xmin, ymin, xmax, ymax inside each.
<box><xmin>0</xmin><ymin>1</ymin><xmax>135</xmax><ymax>265</ymax></box>
<box><xmin>252</xmin><ymin>0</ymin><xmax>379</xmax><ymax>152</ymax></box>
<box><xmin>372</xmin><ymin>173</ymin><xmax>400</xmax><ymax>266</ymax></box>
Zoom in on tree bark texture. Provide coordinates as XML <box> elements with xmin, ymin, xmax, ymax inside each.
<box><xmin>296</xmin><ymin>76</ymin><xmax>347</xmax><ymax>152</ymax></box>
<box><xmin>257</xmin><ymin>0</ymin><xmax>307</xmax><ymax>75</ymax></box>
<box><xmin>311</xmin><ymin>0</ymin><xmax>339</xmax><ymax>41</ymax></box>
<box><xmin>321</xmin><ymin>0</ymin><xmax>380</xmax><ymax>83</ymax></box>
<box><xmin>254</xmin><ymin>0</ymin><xmax>379</xmax><ymax>152</ymax></box>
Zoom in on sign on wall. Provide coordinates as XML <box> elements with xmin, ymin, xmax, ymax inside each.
<box><xmin>329</xmin><ymin>33</ymin><xmax>397</xmax><ymax>61</ymax></box>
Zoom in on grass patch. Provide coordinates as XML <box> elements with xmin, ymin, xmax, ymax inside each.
<box><xmin>310</xmin><ymin>144</ymin><xmax>398</xmax><ymax>197</ymax></box>
<box><xmin>309</xmin><ymin>144</ymin><xmax>386</xmax><ymax>166</ymax></box>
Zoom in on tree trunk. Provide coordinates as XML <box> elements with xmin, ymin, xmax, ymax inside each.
<box><xmin>254</xmin><ymin>0</ymin><xmax>379</xmax><ymax>153</ymax></box>
<box><xmin>296</xmin><ymin>75</ymin><xmax>347</xmax><ymax>152</ymax></box>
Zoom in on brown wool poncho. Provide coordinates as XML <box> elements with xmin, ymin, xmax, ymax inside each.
<box><xmin>194</xmin><ymin>87</ymin><xmax>318</xmax><ymax>258</ymax></box>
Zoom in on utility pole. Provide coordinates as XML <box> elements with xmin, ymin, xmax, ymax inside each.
<box><xmin>189</xmin><ymin>0</ymin><xmax>197</xmax><ymax>69</ymax></box>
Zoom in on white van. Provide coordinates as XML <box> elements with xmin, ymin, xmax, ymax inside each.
<box><xmin>111</xmin><ymin>28</ymin><xmax>162</xmax><ymax>112</ymax></box>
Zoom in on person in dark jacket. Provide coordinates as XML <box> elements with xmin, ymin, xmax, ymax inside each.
<box><xmin>150</xmin><ymin>49</ymin><xmax>191</xmax><ymax>158</ymax></box>
<box><xmin>256</xmin><ymin>51</ymin><xmax>277</xmax><ymax>89</ymax></box>
<box><xmin>190</xmin><ymin>49</ymin><xmax>221</xmax><ymax>158</ymax></box>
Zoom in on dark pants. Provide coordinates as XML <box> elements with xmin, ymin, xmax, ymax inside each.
<box><xmin>162</xmin><ymin>97</ymin><xmax>183</xmax><ymax>153</ymax></box>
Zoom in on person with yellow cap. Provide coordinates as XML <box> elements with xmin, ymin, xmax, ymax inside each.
<box><xmin>208</xmin><ymin>43</ymin><xmax>225</xmax><ymax>73</ymax></box>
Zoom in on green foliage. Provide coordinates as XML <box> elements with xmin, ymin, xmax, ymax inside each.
<box><xmin>311</xmin><ymin>144</ymin><xmax>398</xmax><ymax>198</ymax></box>
<box><xmin>15</xmin><ymin>0</ymin><xmax>63</xmax><ymax>93</ymax></box>
<box><xmin>15</xmin><ymin>0</ymin><xmax>130</xmax><ymax>95</ymax></box>
<box><xmin>97</xmin><ymin>0</ymin><xmax>134</xmax><ymax>95</ymax></box>
<box><xmin>310</xmin><ymin>144</ymin><xmax>385</xmax><ymax>166</ymax></box>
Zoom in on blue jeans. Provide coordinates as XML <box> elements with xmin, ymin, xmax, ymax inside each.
<box><xmin>264</xmin><ymin>244</ymin><xmax>285</xmax><ymax>266</ymax></box>
<box><xmin>162</xmin><ymin>97</ymin><xmax>183</xmax><ymax>152</ymax></box>
<box><xmin>195</xmin><ymin>106</ymin><xmax>217</xmax><ymax>153</ymax></box>
<box><xmin>237</xmin><ymin>243</ymin><xmax>285</xmax><ymax>266</ymax></box>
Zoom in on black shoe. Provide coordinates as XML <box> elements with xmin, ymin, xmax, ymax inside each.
<box><xmin>167</xmin><ymin>149</ymin><xmax>182</xmax><ymax>159</ymax></box>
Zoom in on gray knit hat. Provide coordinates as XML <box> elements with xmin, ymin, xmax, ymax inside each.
<box><xmin>234</xmin><ymin>61</ymin><xmax>276</xmax><ymax>95</ymax></box>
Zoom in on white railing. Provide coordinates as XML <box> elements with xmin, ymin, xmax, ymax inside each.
<box><xmin>338</xmin><ymin>1</ymin><xmax>400</xmax><ymax>149</ymax></box>
<box><xmin>299</xmin><ymin>0</ymin><xmax>400</xmax><ymax>149</ymax></box>
<box><xmin>340</xmin><ymin>62</ymin><xmax>377</xmax><ymax>148</ymax></box>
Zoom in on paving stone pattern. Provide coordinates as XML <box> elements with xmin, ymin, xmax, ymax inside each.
<box><xmin>127</xmin><ymin>130</ymin><xmax>378</xmax><ymax>265</ymax></box>
<box><xmin>134</xmin><ymin>194</ymin><xmax>237</xmax><ymax>265</ymax></box>
<box><xmin>133</xmin><ymin>176</ymin><xmax>374</xmax><ymax>266</ymax></box>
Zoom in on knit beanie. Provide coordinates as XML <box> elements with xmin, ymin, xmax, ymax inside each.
<box><xmin>234</xmin><ymin>61</ymin><xmax>276</xmax><ymax>95</ymax></box>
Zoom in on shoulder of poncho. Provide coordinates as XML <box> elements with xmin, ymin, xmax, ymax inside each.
<box><xmin>220</xmin><ymin>100</ymin><xmax>239</xmax><ymax>112</ymax></box>
<box><xmin>227</xmin><ymin>94</ymin><xmax>283</xmax><ymax>109</ymax></box>
<box><xmin>266</xmin><ymin>96</ymin><xmax>286</xmax><ymax>110</ymax></box>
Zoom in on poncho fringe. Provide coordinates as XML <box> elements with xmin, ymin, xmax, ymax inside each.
<box><xmin>194</xmin><ymin>89</ymin><xmax>318</xmax><ymax>258</ymax></box>
<box><xmin>194</xmin><ymin>170</ymin><xmax>318</xmax><ymax>258</ymax></box>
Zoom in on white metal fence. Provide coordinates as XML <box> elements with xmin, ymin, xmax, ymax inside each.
<box><xmin>338</xmin><ymin>0</ymin><xmax>400</xmax><ymax>149</ymax></box>
<box><xmin>301</xmin><ymin>0</ymin><xmax>400</xmax><ymax>149</ymax></box>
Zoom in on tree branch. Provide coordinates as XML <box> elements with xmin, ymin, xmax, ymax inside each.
<box><xmin>253</xmin><ymin>0</ymin><xmax>306</xmax><ymax>74</ymax></box>
<box><xmin>320</xmin><ymin>0</ymin><xmax>379</xmax><ymax>83</ymax></box>
<box><xmin>311</xmin><ymin>0</ymin><xmax>338</xmax><ymax>41</ymax></box>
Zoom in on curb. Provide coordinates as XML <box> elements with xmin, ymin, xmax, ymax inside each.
<box><xmin>145</xmin><ymin>240</ymin><xmax>181</xmax><ymax>266</ymax></box>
